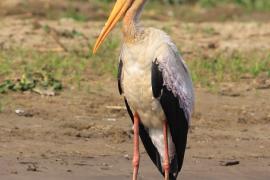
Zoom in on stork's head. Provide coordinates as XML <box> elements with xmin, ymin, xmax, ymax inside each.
<box><xmin>93</xmin><ymin>0</ymin><xmax>140</xmax><ymax>54</ymax></box>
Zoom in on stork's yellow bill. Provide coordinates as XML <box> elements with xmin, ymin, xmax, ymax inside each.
<box><xmin>93</xmin><ymin>0</ymin><xmax>132</xmax><ymax>54</ymax></box>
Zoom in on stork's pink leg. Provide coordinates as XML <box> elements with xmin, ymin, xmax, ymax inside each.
<box><xmin>163</xmin><ymin>120</ymin><xmax>170</xmax><ymax>180</ymax></box>
<box><xmin>132</xmin><ymin>112</ymin><xmax>140</xmax><ymax>180</ymax></box>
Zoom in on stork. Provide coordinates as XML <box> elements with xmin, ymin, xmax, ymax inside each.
<box><xmin>93</xmin><ymin>0</ymin><xmax>194</xmax><ymax>180</ymax></box>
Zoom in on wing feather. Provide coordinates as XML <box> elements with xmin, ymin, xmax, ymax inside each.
<box><xmin>152</xmin><ymin>59</ymin><xmax>164</xmax><ymax>98</ymax></box>
<box><xmin>118</xmin><ymin>59</ymin><xmax>123</xmax><ymax>95</ymax></box>
<box><xmin>155</xmin><ymin>42</ymin><xmax>194</xmax><ymax>122</ymax></box>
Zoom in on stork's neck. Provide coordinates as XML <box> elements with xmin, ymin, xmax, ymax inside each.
<box><xmin>123</xmin><ymin>0</ymin><xmax>146</xmax><ymax>43</ymax></box>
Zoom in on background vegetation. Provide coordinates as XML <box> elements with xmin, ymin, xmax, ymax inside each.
<box><xmin>0</xmin><ymin>0</ymin><xmax>269</xmax><ymax>94</ymax></box>
<box><xmin>99</xmin><ymin>0</ymin><xmax>270</xmax><ymax>10</ymax></box>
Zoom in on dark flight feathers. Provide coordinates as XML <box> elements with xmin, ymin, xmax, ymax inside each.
<box><xmin>152</xmin><ymin>59</ymin><xmax>189</xmax><ymax>180</ymax></box>
<box><xmin>118</xmin><ymin>59</ymin><xmax>123</xmax><ymax>95</ymax></box>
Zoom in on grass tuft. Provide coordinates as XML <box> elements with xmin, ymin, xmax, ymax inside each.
<box><xmin>187</xmin><ymin>51</ymin><xmax>270</xmax><ymax>88</ymax></box>
<box><xmin>0</xmin><ymin>36</ymin><xmax>121</xmax><ymax>93</ymax></box>
<box><xmin>89</xmin><ymin>36</ymin><xmax>121</xmax><ymax>77</ymax></box>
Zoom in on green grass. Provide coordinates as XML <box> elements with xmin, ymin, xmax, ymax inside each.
<box><xmin>198</xmin><ymin>0</ymin><xmax>270</xmax><ymax>10</ymax></box>
<box><xmin>96</xmin><ymin>0</ymin><xmax>270</xmax><ymax>11</ymax></box>
<box><xmin>0</xmin><ymin>49</ymin><xmax>88</xmax><ymax>92</ymax></box>
<box><xmin>89</xmin><ymin>35</ymin><xmax>121</xmax><ymax>77</ymax></box>
<box><xmin>0</xmin><ymin>36</ymin><xmax>120</xmax><ymax>93</ymax></box>
<box><xmin>202</xmin><ymin>26</ymin><xmax>217</xmax><ymax>36</ymax></box>
<box><xmin>0</xmin><ymin>35</ymin><xmax>269</xmax><ymax>94</ymax></box>
<box><xmin>63</xmin><ymin>9</ymin><xmax>88</xmax><ymax>22</ymax></box>
<box><xmin>0</xmin><ymin>101</ymin><xmax>3</xmax><ymax>112</ymax></box>
<box><xmin>1</xmin><ymin>48</ymin><xmax>269</xmax><ymax>93</ymax></box>
<box><xmin>4</xmin><ymin>0</ymin><xmax>270</xmax><ymax>23</ymax></box>
<box><xmin>0</xmin><ymin>95</ymin><xmax>9</xmax><ymax>112</ymax></box>
<box><xmin>188</xmin><ymin>51</ymin><xmax>270</xmax><ymax>88</ymax></box>
<box><xmin>0</xmin><ymin>49</ymin><xmax>87</xmax><ymax>81</ymax></box>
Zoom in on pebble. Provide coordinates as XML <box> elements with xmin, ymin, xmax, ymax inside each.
<box><xmin>124</xmin><ymin>154</ymin><xmax>130</xmax><ymax>160</ymax></box>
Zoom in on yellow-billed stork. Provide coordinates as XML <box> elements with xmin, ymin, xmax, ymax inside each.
<box><xmin>93</xmin><ymin>0</ymin><xmax>194</xmax><ymax>180</ymax></box>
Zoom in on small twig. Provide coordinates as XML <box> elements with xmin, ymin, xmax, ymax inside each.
<box><xmin>220</xmin><ymin>160</ymin><xmax>240</xmax><ymax>166</ymax></box>
<box><xmin>36</xmin><ymin>47</ymin><xmax>65</xmax><ymax>53</ymax></box>
<box><xmin>50</xmin><ymin>31</ymin><xmax>69</xmax><ymax>52</ymax></box>
<box><xmin>105</xmin><ymin>106</ymin><xmax>126</xmax><ymax>110</ymax></box>
<box><xmin>45</xmin><ymin>25</ymin><xmax>69</xmax><ymax>52</ymax></box>
<box><xmin>192</xmin><ymin>156</ymin><xmax>214</xmax><ymax>159</ymax></box>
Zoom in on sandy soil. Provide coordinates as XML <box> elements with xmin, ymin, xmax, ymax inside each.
<box><xmin>0</xmin><ymin>1</ymin><xmax>270</xmax><ymax>179</ymax></box>
<box><xmin>0</xmin><ymin>87</ymin><xmax>270</xmax><ymax>179</ymax></box>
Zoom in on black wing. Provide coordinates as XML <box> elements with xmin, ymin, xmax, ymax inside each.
<box><xmin>152</xmin><ymin>60</ymin><xmax>189</xmax><ymax>180</ymax></box>
<box><xmin>152</xmin><ymin>59</ymin><xmax>164</xmax><ymax>98</ymax></box>
<box><xmin>118</xmin><ymin>59</ymin><xmax>123</xmax><ymax>95</ymax></box>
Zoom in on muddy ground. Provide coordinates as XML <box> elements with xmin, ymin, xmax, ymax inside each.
<box><xmin>0</xmin><ymin>1</ymin><xmax>270</xmax><ymax>180</ymax></box>
<box><xmin>0</xmin><ymin>88</ymin><xmax>270</xmax><ymax>180</ymax></box>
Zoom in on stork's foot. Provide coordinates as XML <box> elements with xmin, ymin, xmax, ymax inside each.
<box><xmin>132</xmin><ymin>163</ymin><xmax>139</xmax><ymax>180</ymax></box>
<box><xmin>132</xmin><ymin>112</ymin><xmax>140</xmax><ymax>180</ymax></box>
<box><xmin>164</xmin><ymin>163</ymin><xmax>169</xmax><ymax>180</ymax></box>
<box><xmin>163</xmin><ymin>120</ymin><xmax>170</xmax><ymax>180</ymax></box>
